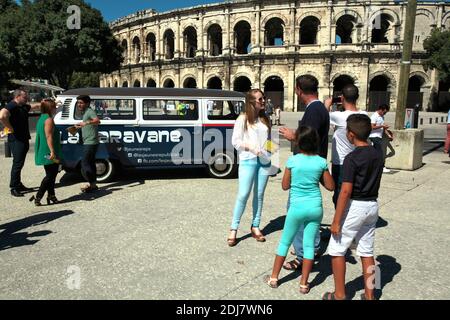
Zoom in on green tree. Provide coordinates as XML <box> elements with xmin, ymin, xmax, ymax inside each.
<box><xmin>70</xmin><ymin>72</ymin><xmax>101</xmax><ymax>89</ymax></box>
<box><xmin>15</xmin><ymin>0</ymin><xmax>123</xmax><ymax>89</ymax></box>
<box><xmin>0</xmin><ymin>0</ymin><xmax>21</xmax><ymax>87</ymax></box>
<box><xmin>423</xmin><ymin>28</ymin><xmax>450</xmax><ymax>82</ymax></box>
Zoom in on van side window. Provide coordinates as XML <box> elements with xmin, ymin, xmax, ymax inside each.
<box><xmin>207</xmin><ymin>100</ymin><xmax>243</xmax><ymax>120</ymax></box>
<box><xmin>143</xmin><ymin>100</ymin><xmax>198</xmax><ymax>121</ymax></box>
<box><xmin>74</xmin><ymin>99</ymin><xmax>136</xmax><ymax>120</ymax></box>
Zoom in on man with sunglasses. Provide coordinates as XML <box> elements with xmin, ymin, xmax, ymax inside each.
<box><xmin>0</xmin><ymin>89</ymin><xmax>36</xmax><ymax>197</ymax></box>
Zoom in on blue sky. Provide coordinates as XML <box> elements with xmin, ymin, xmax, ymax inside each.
<box><xmin>86</xmin><ymin>0</ymin><xmax>226</xmax><ymax>22</ymax></box>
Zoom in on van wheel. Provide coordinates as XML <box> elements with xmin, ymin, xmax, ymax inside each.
<box><xmin>95</xmin><ymin>159</ymin><xmax>116</xmax><ymax>183</ymax></box>
<box><xmin>207</xmin><ymin>151</ymin><xmax>237</xmax><ymax>179</ymax></box>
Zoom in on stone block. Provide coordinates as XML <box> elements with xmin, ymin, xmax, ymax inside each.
<box><xmin>385</xmin><ymin>129</ymin><xmax>424</xmax><ymax>171</ymax></box>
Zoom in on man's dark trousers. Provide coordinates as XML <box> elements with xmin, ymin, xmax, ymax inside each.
<box><xmin>8</xmin><ymin>135</ymin><xmax>29</xmax><ymax>190</ymax></box>
<box><xmin>81</xmin><ymin>144</ymin><xmax>98</xmax><ymax>184</ymax></box>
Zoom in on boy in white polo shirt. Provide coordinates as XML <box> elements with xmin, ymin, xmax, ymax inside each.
<box><xmin>369</xmin><ymin>104</ymin><xmax>393</xmax><ymax>173</ymax></box>
<box><xmin>323</xmin><ymin>114</ymin><xmax>384</xmax><ymax>301</ymax></box>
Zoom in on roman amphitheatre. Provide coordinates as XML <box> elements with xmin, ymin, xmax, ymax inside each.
<box><xmin>101</xmin><ymin>0</ymin><xmax>450</xmax><ymax>112</ymax></box>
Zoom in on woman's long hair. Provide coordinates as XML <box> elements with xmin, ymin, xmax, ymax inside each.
<box><xmin>244</xmin><ymin>89</ymin><xmax>270</xmax><ymax>131</ymax></box>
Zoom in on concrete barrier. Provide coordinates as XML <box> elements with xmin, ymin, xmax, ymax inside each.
<box><xmin>385</xmin><ymin>129</ymin><xmax>424</xmax><ymax>170</ymax></box>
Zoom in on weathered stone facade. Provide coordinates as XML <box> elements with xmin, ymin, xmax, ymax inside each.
<box><xmin>101</xmin><ymin>0</ymin><xmax>450</xmax><ymax>112</ymax></box>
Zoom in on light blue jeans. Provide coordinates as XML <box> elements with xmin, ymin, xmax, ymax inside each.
<box><xmin>231</xmin><ymin>158</ymin><xmax>271</xmax><ymax>230</ymax></box>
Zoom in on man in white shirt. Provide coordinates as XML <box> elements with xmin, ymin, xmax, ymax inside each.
<box><xmin>325</xmin><ymin>84</ymin><xmax>368</xmax><ymax>207</ymax></box>
<box><xmin>369</xmin><ymin>104</ymin><xmax>393</xmax><ymax>173</ymax></box>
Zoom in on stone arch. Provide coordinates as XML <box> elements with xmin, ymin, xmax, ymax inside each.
<box><xmin>146</xmin><ymin>78</ymin><xmax>157</xmax><ymax>87</ymax></box>
<box><xmin>206</xmin><ymin>76</ymin><xmax>223</xmax><ymax>90</ymax></box>
<box><xmin>369</xmin><ymin>8</ymin><xmax>400</xmax><ymax>27</ymax></box>
<box><xmin>296</xmin><ymin>12</ymin><xmax>323</xmax><ymax>27</ymax></box>
<box><xmin>331</xmin><ymin>73</ymin><xmax>359</xmax><ymax>85</ymax></box>
<box><xmin>333</xmin><ymin>9</ymin><xmax>363</xmax><ymax>25</ymax></box>
<box><xmin>207</xmin><ymin>24</ymin><xmax>223</xmax><ymax>56</ymax></box>
<box><xmin>264</xmin><ymin>17</ymin><xmax>286</xmax><ymax>46</ymax></box>
<box><xmin>331</xmin><ymin>74</ymin><xmax>358</xmax><ymax>96</ymax></box>
<box><xmin>133</xmin><ymin>79</ymin><xmax>141</xmax><ymax>87</ymax></box>
<box><xmin>299</xmin><ymin>16</ymin><xmax>321</xmax><ymax>45</ymax></box>
<box><xmin>370</xmin><ymin>11</ymin><xmax>398</xmax><ymax>43</ymax></box>
<box><xmin>443</xmin><ymin>12</ymin><xmax>450</xmax><ymax>29</ymax></box>
<box><xmin>203</xmin><ymin>20</ymin><xmax>223</xmax><ymax>34</ymax></box>
<box><xmin>409</xmin><ymin>71</ymin><xmax>431</xmax><ymax>87</ymax></box>
<box><xmin>369</xmin><ymin>71</ymin><xmax>397</xmax><ymax>89</ymax></box>
<box><xmin>122</xmin><ymin>80</ymin><xmax>129</xmax><ymax>88</ymax></box>
<box><xmin>368</xmin><ymin>73</ymin><xmax>394</xmax><ymax>111</ymax></box>
<box><xmin>162</xmin><ymin>77</ymin><xmax>175</xmax><ymax>88</ymax></box>
<box><xmin>231</xmin><ymin>17</ymin><xmax>253</xmax><ymax>30</ymax></box>
<box><xmin>183</xmin><ymin>26</ymin><xmax>198</xmax><ymax>58</ymax></box>
<box><xmin>232</xmin><ymin>74</ymin><xmax>253</xmax><ymax>93</ymax></box>
<box><xmin>113</xmin><ymin>80</ymin><xmax>118</xmax><ymax>88</ymax></box>
<box><xmin>261</xmin><ymin>13</ymin><xmax>289</xmax><ymax>29</ymax></box>
<box><xmin>416</xmin><ymin>8</ymin><xmax>436</xmax><ymax>24</ymax></box>
<box><xmin>263</xmin><ymin>75</ymin><xmax>285</xmax><ymax>110</ymax></box>
<box><xmin>121</xmin><ymin>39</ymin><xmax>128</xmax><ymax>61</ymax></box>
<box><xmin>183</xmin><ymin>77</ymin><xmax>197</xmax><ymax>88</ymax></box>
<box><xmin>132</xmin><ymin>36</ymin><xmax>141</xmax><ymax>64</ymax></box>
<box><xmin>163</xmin><ymin>29</ymin><xmax>175</xmax><ymax>60</ymax></box>
<box><xmin>145</xmin><ymin>32</ymin><xmax>157</xmax><ymax>61</ymax></box>
<box><xmin>234</xmin><ymin>20</ymin><xmax>252</xmax><ymax>54</ymax></box>
<box><xmin>335</xmin><ymin>13</ymin><xmax>361</xmax><ymax>44</ymax></box>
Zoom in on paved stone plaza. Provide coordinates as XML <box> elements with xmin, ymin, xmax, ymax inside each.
<box><xmin>0</xmin><ymin>113</ymin><xmax>449</xmax><ymax>300</ymax></box>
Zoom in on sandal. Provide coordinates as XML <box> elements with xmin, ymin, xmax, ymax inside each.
<box><xmin>299</xmin><ymin>283</ymin><xmax>310</xmax><ymax>295</ymax></box>
<box><xmin>227</xmin><ymin>230</ymin><xmax>237</xmax><ymax>247</ymax></box>
<box><xmin>360</xmin><ymin>293</ymin><xmax>376</xmax><ymax>300</ymax></box>
<box><xmin>263</xmin><ymin>275</ymin><xmax>278</xmax><ymax>289</ymax></box>
<box><xmin>250</xmin><ymin>227</ymin><xmax>266</xmax><ymax>242</ymax></box>
<box><xmin>322</xmin><ymin>292</ymin><xmax>346</xmax><ymax>300</ymax></box>
<box><xmin>282</xmin><ymin>258</ymin><xmax>301</xmax><ymax>271</ymax></box>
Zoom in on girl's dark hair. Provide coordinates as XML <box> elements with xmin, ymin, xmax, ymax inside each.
<box><xmin>40</xmin><ymin>99</ymin><xmax>56</xmax><ymax>115</ymax></box>
<box><xmin>296</xmin><ymin>126</ymin><xmax>319</xmax><ymax>154</ymax></box>
<box><xmin>76</xmin><ymin>95</ymin><xmax>91</xmax><ymax>104</ymax></box>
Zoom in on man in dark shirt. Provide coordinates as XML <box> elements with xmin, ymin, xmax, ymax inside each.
<box><xmin>0</xmin><ymin>89</ymin><xmax>33</xmax><ymax>197</ymax></box>
<box><xmin>279</xmin><ymin>75</ymin><xmax>330</xmax><ymax>270</ymax></box>
<box><xmin>324</xmin><ymin>114</ymin><xmax>383</xmax><ymax>301</ymax></box>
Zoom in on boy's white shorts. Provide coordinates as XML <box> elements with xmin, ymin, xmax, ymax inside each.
<box><xmin>327</xmin><ymin>200</ymin><xmax>379</xmax><ymax>257</ymax></box>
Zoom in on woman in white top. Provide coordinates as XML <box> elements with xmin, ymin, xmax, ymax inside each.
<box><xmin>228</xmin><ymin>89</ymin><xmax>271</xmax><ymax>247</ymax></box>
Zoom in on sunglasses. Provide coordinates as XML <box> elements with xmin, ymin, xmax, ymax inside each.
<box><xmin>256</xmin><ymin>97</ymin><xmax>266</xmax><ymax>102</ymax></box>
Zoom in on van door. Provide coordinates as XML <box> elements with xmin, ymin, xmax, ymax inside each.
<box><xmin>138</xmin><ymin>98</ymin><xmax>202</xmax><ymax>167</ymax></box>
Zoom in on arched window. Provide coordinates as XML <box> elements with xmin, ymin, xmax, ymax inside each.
<box><xmin>121</xmin><ymin>39</ymin><xmax>128</xmax><ymax>63</ymax></box>
<box><xmin>208</xmin><ymin>24</ymin><xmax>222</xmax><ymax>56</ymax></box>
<box><xmin>147</xmin><ymin>79</ymin><xmax>157</xmax><ymax>87</ymax></box>
<box><xmin>132</xmin><ymin>36</ymin><xmax>141</xmax><ymax>64</ymax></box>
<box><xmin>369</xmin><ymin>75</ymin><xmax>391</xmax><ymax>111</ymax></box>
<box><xmin>264</xmin><ymin>76</ymin><xmax>284</xmax><ymax>110</ymax></box>
<box><xmin>183</xmin><ymin>77</ymin><xmax>197</xmax><ymax>88</ymax></box>
<box><xmin>163</xmin><ymin>79</ymin><xmax>175</xmax><ymax>88</ymax></box>
<box><xmin>371</xmin><ymin>14</ymin><xmax>395</xmax><ymax>43</ymax></box>
<box><xmin>164</xmin><ymin>29</ymin><xmax>175</xmax><ymax>59</ymax></box>
<box><xmin>183</xmin><ymin>27</ymin><xmax>197</xmax><ymax>58</ymax></box>
<box><xmin>122</xmin><ymin>81</ymin><xmax>128</xmax><ymax>88</ymax></box>
<box><xmin>233</xmin><ymin>76</ymin><xmax>252</xmax><ymax>93</ymax></box>
<box><xmin>408</xmin><ymin>75</ymin><xmax>425</xmax><ymax>110</ymax></box>
<box><xmin>207</xmin><ymin>77</ymin><xmax>222</xmax><ymax>90</ymax></box>
<box><xmin>114</xmin><ymin>81</ymin><xmax>118</xmax><ymax>88</ymax></box>
<box><xmin>234</xmin><ymin>21</ymin><xmax>252</xmax><ymax>54</ymax></box>
<box><xmin>333</xmin><ymin>75</ymin><xmax>355</xmax><ymax>96</ymax></box>
<box><xmin>146</xmin><ymin>33</ymin><xmax>156</xmax><ymax>61</ymax></box>
<box><xmin>300</xmin><ymin>16</ymin><xmax>320</xmax><ymax>45</ymax></box>
<box><xmin>133</xmin><ymin>80</ymin><xmax>141</xmax><ymax>88</ymax></box>
<box><xmin>336</xmin><ymin>15</ymin><xmax>357</xmax><ymax>44</ymax></box>
<box><xmin>265</xmin><ymin>18</ymin><xmax>284</xmax><ymax>46</ymax></box>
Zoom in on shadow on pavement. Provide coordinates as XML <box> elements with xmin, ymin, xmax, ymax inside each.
<box><xmin>344</xmin><ymin>254</ymin><xmax>402</xmax><ymax>300</ymax></box>
<box><xmin>0</xmin><ymin>210</ymin><xmax>74</xmax><ymax>251</ymax></box>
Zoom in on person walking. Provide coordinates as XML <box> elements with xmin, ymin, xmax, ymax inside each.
<box><xmin>264</xmin><ymin>126</ymin><xmax>334</xmax><ymax>293</ymax></box>
<box><xmin>265</xmin><ymin>99</ymin><xmax>274</xmax><ymax>125</ymax></box>
<box><xmin>227</xmin><ymin>89</ymin><xmax>272</xmax><ymax>247</ymax></box>
<box><xmin>75</xmin><ymin>95</ymin><xmax>101</xmax><ymax>193</ymax></box>
<box><xmin>29</xmin><ymin>99</ymin><xmax>63</xmax><ymax>206</ymax></box>
<box><xmin>0</xmin><ymin>89</ymin><xmax>35</xmax><ymax>197</ymax></box>
<box><xmin>369</xmin><ymin>104</ymin><xmax>393</xmax><ymax>173</ymax></box>
<box><xmin>279</xmin><ymin>75</ymin><xmax>330</xmax><ymax>270</ymax></box>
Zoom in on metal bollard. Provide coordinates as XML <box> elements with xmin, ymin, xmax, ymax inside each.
<box><xmin>4</xmin><ymin>141</ymin><xmax>11</xmax><ymax>158</ymax></box>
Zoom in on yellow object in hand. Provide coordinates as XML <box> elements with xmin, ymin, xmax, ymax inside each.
<box><xmin>264</xmin><ymin>140</ymin><xmax>279</xmax><ymax>154</ymax></box>
<box><xmin>3</xmin><ymin>127</ymin><xmax>13</xmax><ymax>135</ymax></box>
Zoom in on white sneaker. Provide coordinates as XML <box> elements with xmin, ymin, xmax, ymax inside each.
<box><xmin>383</xmin><ymin>167</ymin><xmax>391</xmax><ymax>173</ymax></box>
